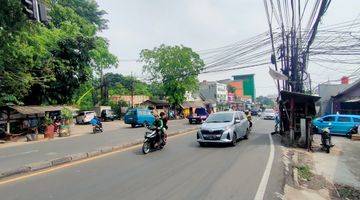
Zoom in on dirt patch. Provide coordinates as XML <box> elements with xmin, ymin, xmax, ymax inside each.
<box><xmin>311</xmin><ymin>140</ymin><xmax>343</xmax><ymax>156</ymax></box>
<box><xmin>282</xmin><ymin>148</ymin><xmax>344</xmax><ymax>200</ymax></box>
<box><xmin>335</xmin><ymin>184</ymin><xmax>360</xmax><ymax>200</ymax></box>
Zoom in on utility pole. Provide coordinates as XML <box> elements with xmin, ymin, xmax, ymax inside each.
<box><xmin>100</xmin><ymin>67</ymin><xmax>104</xmax><ymax>105</ymax></box>
<box><xmin>131</xmin><ymin>72</ymin><xmax>134</xmax><ymax>108</ymax></box>
<box><xmin>263</xmin><ymin>0</ymin><xmax>281</xmax><ymax>95</ymax></box>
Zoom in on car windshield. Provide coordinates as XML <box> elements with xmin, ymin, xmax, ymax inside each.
<box><xmin>265</xmin><ymin>109</ymin><xmax>274</xmax><ymax>113</ymax></box>
<box><xmin>195</xmin><ymin>108</ymin><xmax>207</xmax><ymax>115</ymax></box>
<box><xmin>206</xmin><ymin>113</ymin><xmax>233</xmax><ymax>123</ymax></box>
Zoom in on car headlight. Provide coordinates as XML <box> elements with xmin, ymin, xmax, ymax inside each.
<box><xmin>197</xmin><ymin>131</ymin><xmax>200</xmax><ymax>139</ymax></box>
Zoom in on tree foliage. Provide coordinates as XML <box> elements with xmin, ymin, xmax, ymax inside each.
<box><xmin>105</xmin><ymin>73</ymin><xmax>151</xmax><ymax>96</ymax></box>
<box><xmin>140</xmin><ymin>45</ymin><xmax>204</xmax><ymax>106</ymax></box>
<box><xmin>227</xmin><ymin>85</ymin><xmax>237</xmax><ymax>94</ymax></box>
<box><xmin>0</xmin><ymin>0</ymin><xmax>117</xmax><ymax>106</ymax></box>
<box><xmin>256</xmin><ymin>96</ymin><xmax>275</xmax><ymax>107</ymax></box>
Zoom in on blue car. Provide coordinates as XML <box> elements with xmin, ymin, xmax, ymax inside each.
<box><xmin>313</xmin><ymin>114</ymin><xmax>360</xmax><ymax>136</ymax></box>
<box><xmin>124</xmin><ymin>108</ymin><xmax>155</xmax><ymax>128</ymax></box>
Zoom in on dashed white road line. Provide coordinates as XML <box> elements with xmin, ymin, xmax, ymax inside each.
<box><xmin>254</xmin><ymin>133</ymin><xmax>275</xmax><ymax>200</ymax></box>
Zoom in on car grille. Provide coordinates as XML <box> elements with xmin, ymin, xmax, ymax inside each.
<box><xmin>201</xmin><ymin>130</ymin><xmax>224</xmax><ymax>140</ymax></box>
<box><xmin>201</xmin><ymin>130</ymin><xmax>224</xmax><ymax>135</ymax></box>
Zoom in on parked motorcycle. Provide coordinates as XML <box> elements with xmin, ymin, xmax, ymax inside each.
<box><xmin>320</xmin><ymin>127</ymin><xmax>332</xmax><ymax>153</ymax></box>
<box><xmin>142</xmin><ymin>124</ymin><xmax>167</xmax><ymax>154</ymax></box>
<box><xmin>92</xmin><ymin>125</ymin><xmax>103</xmax><ymax>134</ymax></box>
<box><xmin>347</xmin><ymin>125</ymin><xmax>359</xmax><ymax>139</ymax></box>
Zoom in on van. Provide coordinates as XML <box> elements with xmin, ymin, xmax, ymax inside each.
<box><xmin>101</xmin><ymin>109</ymin><xmax>116</xmax><ymax>121</ymax></box>
<box><xmin>124</xmin><ymin>108</ymin><xmax>155</xmax><ymax>128</ymax></box>
<box><xmin>76</xmin><ymin>111</ymin><xmax>96</xmax><ymax>124</ymax></box>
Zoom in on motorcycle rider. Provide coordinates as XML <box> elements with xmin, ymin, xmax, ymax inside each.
<box><xmin>245</xmin><ymin>110</ymin><xmax>252</xmax><ymax>129</ymax></box>
<box><xmin>160</xmin><ymin>112</ymin><xmax>168</xmax><ymax>131</ymax></box>
<box><xmin>152</xmin><ymin>112</ymin><xmax>164</xmax><ymax>148</ymax></box>
<box><xmin>90</xmin><ymin>116</ymin><xmax>102</xmax><ymax>131</ymax></box>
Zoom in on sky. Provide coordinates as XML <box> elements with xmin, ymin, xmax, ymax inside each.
<box><xmin>96</xmin><ymin>0</ymin><xmax>360</xmax><ymax>97</ymax></box>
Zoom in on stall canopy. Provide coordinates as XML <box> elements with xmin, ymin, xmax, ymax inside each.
<box><xmin>2</xmin><ymin>105</ymin><xmax>79</xmax><ymax>116</ymax></box>
<box><xmin>10</xmin><ymin>106</ymin><xmax>63</xmax><ymax>115</ymax></box>
<box><xmin>280</xmin><ymin>91</ymin><xmax>321</xmax><ymax>115</ymax></box>
<box><xmin>182</xmin><ymin>100</ymin><xmax>205</xmax><ymax>108</ymax></box>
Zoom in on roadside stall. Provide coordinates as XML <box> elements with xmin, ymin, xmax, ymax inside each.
<box><xmin>181</xmin><ymin>100</ymin><xmax>205</xmax><ymax>118</ymax></box>
<box><xmin>0</xmin><ymin>105</ymin><xmax>78</xmax><ymax>141</ymax></box>
<box><xmin>279</xmin><ymin>91</ymin><xmax>321</xmax><ymax>149</ymax></box>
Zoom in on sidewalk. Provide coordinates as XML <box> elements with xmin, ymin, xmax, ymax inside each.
<box><xmin>0</xmin><ymin>119</ymin><xmax>197</xmax><ymax>178</ymax></box>
<box><xmin>283</xmin><ymin>134</ymin><xmax>360</xmax><ymax>200</ymax></box>
<box><xmin>312</xmin><ymin>135</ymin><xmax>360</xmax><ymax>188</ymax></box>
<box><xmin>0</xmin><ymin>120</ymin><xmax>126</xmax><ymax>149</ymax></box>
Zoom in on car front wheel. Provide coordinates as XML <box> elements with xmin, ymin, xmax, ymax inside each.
<box><xmin>244</xmin><ymin>129</ymin><xmax>250</xmax><ymax>139</ymax></box>
<box><xmin>231</xmin><ymin>133</ymin><xmax>237</xmax><ymax>146</ymax></box>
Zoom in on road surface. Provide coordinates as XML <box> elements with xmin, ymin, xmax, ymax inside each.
<box><xmin>0</xmin><ymin>119</ymin><xmax>284</xmax><ymax>200</ymax></box>
<box><xmin>0</xmin><ymin>120</ymin><xmax>194</xmax><ymax>172</ymax></box>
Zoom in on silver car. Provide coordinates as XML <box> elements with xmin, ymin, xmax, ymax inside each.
<box><xmin>262</xmin><ymin>109</ymin><xmax>276</xmax><ymax>120</ymax></box>
<box><xmin>197</xmin><ymin>111</ymin><xmax>250</xmax><ymax>146</ymax></box>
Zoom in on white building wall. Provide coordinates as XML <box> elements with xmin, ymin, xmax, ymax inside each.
<box><xmin>199</xmin><ymin>82</ymin><xmax>228</xmax><ymax>103</ymax></box>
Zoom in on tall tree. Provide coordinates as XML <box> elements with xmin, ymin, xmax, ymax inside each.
<box><xmin>140</xmin><ymin>45</ymin><xmax>204</xmax><ymax>106</ymax></box>
<box><xmin>0</xmin><ymin>0</ymin><xmax>117</xmax><ymax>106</ymax></box>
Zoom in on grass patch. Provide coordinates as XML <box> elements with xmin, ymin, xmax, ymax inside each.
<box><xmin>296</xmin><ymin>165</ymin><xmax>312</xmax><ymax>181</ymax></box>
<box><xmin>336</xmin><ymin>184</ymin><xmax>360</xmax><ymax>199</ymax></box>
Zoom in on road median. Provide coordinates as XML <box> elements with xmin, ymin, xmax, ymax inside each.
<box><xmin>0</xmin><ymin>127</ymin><xmax>198</xmax><ymax>181</ymax></box>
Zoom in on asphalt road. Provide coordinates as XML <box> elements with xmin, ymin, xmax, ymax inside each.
<box><xmin>0</xmin><ymin>120</ymin><xmax>195</xmax><ymax>172</ymax></box>
<box><xmin>0</xmin><ymin>119</ymin><xmax>284</xmax><ymax>200</ymax></box>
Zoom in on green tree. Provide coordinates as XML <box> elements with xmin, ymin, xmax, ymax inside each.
<box><xmin>104</xmin><ymin>73</ymin><xmax>151</xmax><ymax>96</ymax></box>
<box><xmin>256</xmin><ymin>96</ymin><xmax>275</xmax><ymax>107</ymax></box>
<box><xmin>140</xmin><ymin>45</ymin><xmax>204</xmax><ymax>106</ymax></box>
<box><xmin>227</xmin><ymin>85</ymin><xmax>237</xmax><ymax>93</ymax></box>
<box><xmin>0</xmin><ymin>0</ymin><xmax>117</xmax><ymax>106</ymax></box>
<box><xmin>56</xmin><ymin>0</ymin><xmax>108</xmax><ymax>30</ymax></box>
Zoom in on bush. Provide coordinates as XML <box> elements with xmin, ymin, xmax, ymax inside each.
<box><xmin>44</xmin><ymin>115</ymin><xmax>53</xmax><ymax>126</ymax></box>
<box><xmin>110</xmin><ymin>100</ymin><xmax>129</xmax><ymax>119</ymax></box>
<box><xmin>296</xmin><ymin>165</ymin><xmax>312</xmax><ymax>181</ymax></box>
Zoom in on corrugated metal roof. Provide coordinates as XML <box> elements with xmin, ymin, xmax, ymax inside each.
<box><xmin>182</xmin><ymin>101</ymin><xmax>204</xmax><ymax>108</ymax></box>
<box><xmin>9</xmin><ymin>105</ymin><xmax>78</xmax><ymax>115</ymax></box>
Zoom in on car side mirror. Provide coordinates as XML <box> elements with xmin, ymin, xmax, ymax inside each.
<box><xmin>235</xmin><ymin>119</ymin><xmax>241</xmax><ymax>124</ymax></box>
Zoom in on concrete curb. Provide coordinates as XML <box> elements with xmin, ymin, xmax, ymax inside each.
<box><xmin>0</xmin><ymin>127</ymin><xmax>198</xmax><ymax>181</ymax></box>
<box><xmin>292</xmin><ymin>151</ymin><xmax>300</xmax><ymax>187</ymax></box>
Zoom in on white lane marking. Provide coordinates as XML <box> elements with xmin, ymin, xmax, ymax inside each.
<box><xmin>0</xmin><ymin>150</ymin><xmax>39</xmax><ymax>159</ymax></box>
<box><xmin>254</xmin><ymin>133</ymin><xmax>275</xmax><ymax>200</ymax></box>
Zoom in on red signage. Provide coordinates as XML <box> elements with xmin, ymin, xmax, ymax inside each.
<box><xmin>228</xmin><ymin>93</ymin><xmax>234</xmax><ymax>103</ymax></box>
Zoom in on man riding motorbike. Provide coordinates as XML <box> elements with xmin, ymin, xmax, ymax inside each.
<box><xmin>151</xmin><ymin>113</ymin><xmax>164</xmax><ymax>148</ymax></box>
<box><xmin>90</xmin><ymin>116</ymin><xmax>103</xmax><ymax>133</ymax></box>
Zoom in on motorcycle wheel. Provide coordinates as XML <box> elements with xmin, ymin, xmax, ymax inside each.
<box><xmin>142</xmin><ymin>141</ymin><xmax>151</xmax><ymax>154</ymax></box>
<box><xmin>92</xmin><ymin>128</ymin><xmax>96</xmax><ymax>134</ymax></box>
<box><xmin>326</xmin><ymin>146</ymin><xmax>330</xmax><ymax>154</ymax></box>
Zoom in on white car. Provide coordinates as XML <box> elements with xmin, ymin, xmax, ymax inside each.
<box><xmin>197</xmin><ymin>111</ymin><xmax>250</xmax><ymax>146</ymax></box>
<box><xmin>76</xmin><ymin>111</ymin><xmax>96</xmax><ymax>124</ymax></box>
<box><xmin>262</xmin><ymin>109</ymin><xmax>276</xmax><ymax>120</ymax></box>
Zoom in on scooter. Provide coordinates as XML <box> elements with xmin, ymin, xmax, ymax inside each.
<box><xmin>347</xmin><ymin>125</ymin><xmax>359</xmax><ymax>139</ymax></box>
<box><xmin>142</xmin><ymin>124</ymin><xmax>167</xmax><ymax>154</ymax></box>
<box><xmin>92</xmin><ymin>124</ymin><xmax>103</xmax><ymax>134</ymax></box>
<box><xmin>320</xmin><ymin>127</ymin><xmax>332</xmax><ymax>153</ymax></box>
